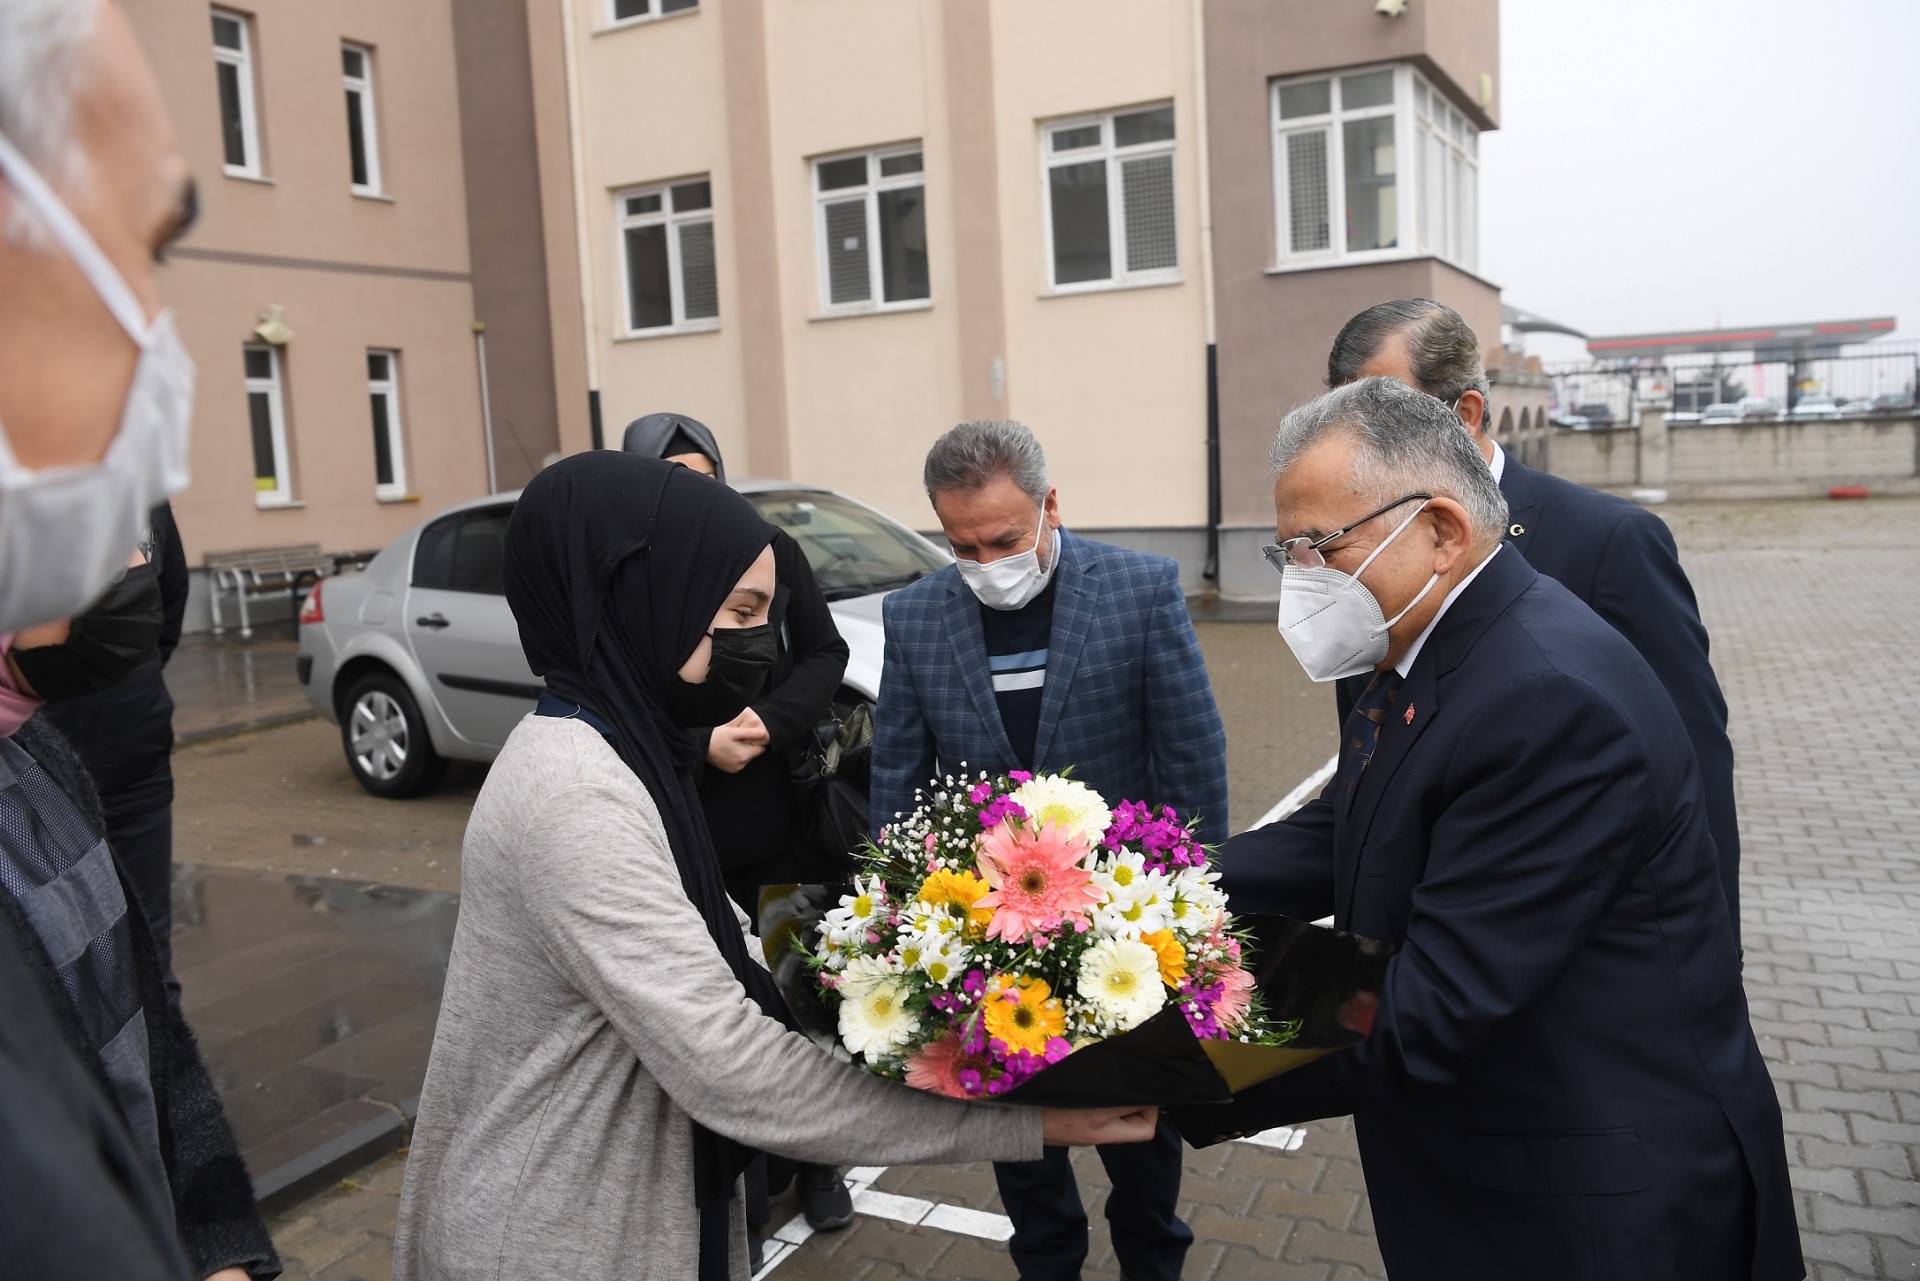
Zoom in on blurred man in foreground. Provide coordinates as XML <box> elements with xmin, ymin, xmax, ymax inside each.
<box><xmin>1</xmin><ymin>1</ymin><xmax>277</xmax><ymax>1276</ymax></box>
<box><xmin>1195</xmin><ymin>379</ymin><xmax>1797</xmax><ymax>1280</ymax></box>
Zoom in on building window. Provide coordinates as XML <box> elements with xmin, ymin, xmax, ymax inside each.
<box><xmin>342</xmin><ymin>44</ymin><xmax>382</xmax><ymax>196</ymax></box>
<box><xmin>618</xmin><ymin>178</ymin><xmax>719</xmax><ymax>336</ymax></box>
<box><xmin>211</xmin><ymin>9</ymin><xmax>261</xmax><ymax>178</ymax></box>
<box><xmin>367</xmin><ymin>351</ymin><xmax>406</xmax><ymax>500</ymax></box>
<box><xmin>608</xmin><ymin>0</ymin><xmax>697</xmax><ymax>25</ymax></box>
<box><xmin>1414</xmin><ymin>78</ymin><xmax>1478</xmax><ymax>272</ymax></box>
<box><xmin>1271</xmin><ymin>65</ymin><xmax>1478</xmax><ymax>273</ymax></box>
<box><xmin>813</xmin><ymin>145</ymin><xmax>929</xmax><ymax>314</ymax></box>
<box><xmin>1042</xmin><ymin>105</ymin><xmax>1178</xmax><ymax>293</ymax></box>
<box><xmin>244</xmin><ymin>345</ymin><xmax>291</xmax><ymax>505</ymax></box>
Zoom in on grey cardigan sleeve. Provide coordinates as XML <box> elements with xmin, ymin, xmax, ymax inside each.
<box><xmin>514</xmin><ymin>776</ymin><xmax>1044</xmax><ymax>1169</ymax></box>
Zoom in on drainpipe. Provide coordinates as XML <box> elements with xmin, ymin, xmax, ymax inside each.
<box><xmin>474</xmin><ymin>321</ymin><xmax>498</xmax><ymax>493</ymax></box>
<box><xmin>558</xmin><ymin>0</ymin><xmax>603</xmax><ymax>448</ymax></box>
<box><xmin>1191</xmin><ymin>0</ymin><xmax>1221</xmax><ymax>587</ymax></box>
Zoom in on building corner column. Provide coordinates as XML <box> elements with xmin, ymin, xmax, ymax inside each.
<box><xmin>719</xmin><ymin>0</ymin><xmax>792</xmax><ymax>477</ymax></box>
<box><xmin>941</xmin><ymin>0</ymin><xmax>1008</xmax><ymax>421</ymax></box>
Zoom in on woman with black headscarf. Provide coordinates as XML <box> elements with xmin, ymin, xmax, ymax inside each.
<box><xmin>621</xmin><ymin>413</ymin><xmax>851</xmax><ymax>916</ymax></box>
<box><xmin>625</xmin><ymin>413</ymin><xmax>862</xmax><ymax>1249</ymax></box>
<box><xmin>393</xmin><ymin>453</ymin><xmax>1153</xmax><ymax>1281</ymax></box>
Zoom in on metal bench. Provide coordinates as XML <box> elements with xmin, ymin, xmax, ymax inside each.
<box><xmin>205</xmin><ymin>544</ymin><xmax>333</xmax><ymax>638</ymax></box>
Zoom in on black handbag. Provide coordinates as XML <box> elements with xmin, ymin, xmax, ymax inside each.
<box><xmin>790</xmin><ymin>701</ymin><xmax>874</xmax><ymax>879</ymax></box>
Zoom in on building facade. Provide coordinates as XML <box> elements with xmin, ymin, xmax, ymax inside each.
<box><xmin>131</xmin><ymin>0</ymin><xmax>1505</xmax><ymax>611</ymax></box>
<box><xmin>563</xmin><ymin>0</ymin><xmax>1215</xmax><ymax>572</ymax></box>
<box><xmin>1203</xmin><ymin>0</ymin><xmax>1502</xmax><ymax>594</ymax></box>
<box><xmin>124</xmin><ymin>0</ymin><xmax>588</xmax><ymax>627</ymax></box>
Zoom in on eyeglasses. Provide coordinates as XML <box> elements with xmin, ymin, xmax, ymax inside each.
<box><xmin>1261</xmin><ymin>493</ymin><xmax>1433</xmax><ymax>574</ymax></box>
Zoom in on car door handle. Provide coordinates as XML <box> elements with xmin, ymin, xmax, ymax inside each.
<box><xmin>415</xmin><ymin>613</ymin><xmax>450</xmax><ymax>630</ymax></box>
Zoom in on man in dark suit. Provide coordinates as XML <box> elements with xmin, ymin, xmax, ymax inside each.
<box><xmin>1325</xmin><ymin>299</ymin><xmax>1743</xmax><ymax>943</ymax></box>
<box><xmin>875</xmin><ymin>420</ymin><xmax>1227</xmax><ymax>1281</ymax></box>
<box><xmin>1197</xmin><ymin>378</ymin><xmax>1797</xmax><ymax>1280</ymax></box>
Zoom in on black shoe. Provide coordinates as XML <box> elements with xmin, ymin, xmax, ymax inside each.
<box><xmin>797</xmin><ymin>1164</ymin><xmax>855</xmax><ymax>1231</ymax></box>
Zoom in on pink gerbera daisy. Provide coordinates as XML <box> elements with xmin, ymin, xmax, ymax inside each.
<box><xmin>975</xmin><ymin>821</ymin><xmax>1102</xmax><ymax>943</ymax></box>
<box><xmin>905</xmin><ymin>1031</ymin><xmax>986</xmax><ymax>1098</ymax></box>
<box><xmin>1213</xmin><ymin>964</ymin><xmax>1255</xmax><ymax>1031</ymax></box>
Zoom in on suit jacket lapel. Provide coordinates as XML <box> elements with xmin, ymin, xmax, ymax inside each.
<box><xmin>944</xmin><ymin>578</ymin><xmax>1022</xmax><ymax>769</ymax></box>
<box><xmin>1335</xmin><ymin>662</ymin><xmax>1441</xmax><ymax>923</ymax></box>
<box><xmin>1031</xmin><ymin>532</ymin><xmax>1095</xmax><ymax>768</ymax></box>
<box><xmin>1333</xmin><ymin>547</ymin><xmax>1540</xmax><ymax>924</ymax></box>
<box><xmin>1499</xmin><ymin>458</ymin><xmax>1543</xmax><ymax>558</ymax></box>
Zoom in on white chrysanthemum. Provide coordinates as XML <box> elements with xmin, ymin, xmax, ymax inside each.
<box><xmin>1167</xmin><ymin>866</ymin><xmax>1226</xmax><ymax>935</ymax></box>
<box><xmin>1009</xmin><ymin>774</ymin><xmax>1112</xmax><ymax>848</ymax></box>
<box><xmin>837</xmin><ymin>955</ymin><xmax>918</xmax><ymax>1058</ymax></box>
<box><xmin>915</xmin><ymin>933</ymin><xmax>971</xmax><ymax>986</ymax></box>
<box><xmin>1091</xmin><ymin>855</ymin><xmax>1175</xmax><ymax>939</ymax></box>
<box><xmin>1077</xmin><ymin>937</ymin><xmax>1166</xmax><ymax>1030</ymax></box>
<box><xmin>821</xmin><ymin>874</ymin><xmax>888</xmax><ymax>947</ymax></box>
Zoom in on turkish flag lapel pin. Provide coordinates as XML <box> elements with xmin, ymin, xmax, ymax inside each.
<box><xmin>1403</xmin><ymin>704</ymin><xmax>1416</xmax><ymax>725</ymax></box>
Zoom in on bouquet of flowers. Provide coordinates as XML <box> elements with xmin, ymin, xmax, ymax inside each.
<box><xmin>807</xmin><ymin>768</ymin><xmax>1299</xmax><ymax>1101</ymax></box>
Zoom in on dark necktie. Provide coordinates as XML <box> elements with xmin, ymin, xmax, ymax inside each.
<box><xmin>1342</xmin><ymin>669</ymin><xmax>1405</xmax><ymax>813</ymax></box>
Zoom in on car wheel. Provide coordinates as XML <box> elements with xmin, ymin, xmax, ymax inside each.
<box><xmin>341</xmin><ymin>671</ymin><xmax>448</xmax><ymax>799</ymax></box>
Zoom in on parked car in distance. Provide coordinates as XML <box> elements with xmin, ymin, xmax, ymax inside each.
<box><xmin>1573</xmin><ymin>402</ymin><xmax>1617</xmax><ymax>429</ymax></box>
<box><xmin>1700</xmin><ymin>403</ymin><xmax>1743</xmax><ymax>425</ymax></box>
<box><xmin>1550</xmin><ymin>412</ymin><xmax>1591</xmax><ymax>430</ymax></box>
<box><xmin>1788</xmin><ymin>394</ymin><xmax>1840</xmax><ymax>420</ymax></box>
<box><xmin>1737</xmin><ymin>397</ymin><xmax>1779</xmax><ymax>420</ymax></box>
<box><xmin>297</xmin><ymin>479</ymin><xmax>951</xmax><ymax>798</ymax></box>
<box><xmin>1872</xmin><ymin>391</ymin><xmax>1916</xmax><ymax>414</ymax></box>
<box><xmin>1665</xmin><ymin>410</ymin><xmax>1703</xmax><ymax>424</ymax></box>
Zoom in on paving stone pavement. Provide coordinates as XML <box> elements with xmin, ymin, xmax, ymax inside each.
<box><xmin>256</xmin><ymin>498</ymin><xmax>1920</xmax><ymax>1279</ymax></box>
<box><xmin>1670</xmin><ymin>498</ymin><xmax>1920</xmax><ymax>1280</ymax></box>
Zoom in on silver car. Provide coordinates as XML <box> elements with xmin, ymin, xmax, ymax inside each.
<box><xmin>297</xmin><ymin>479</ymin><xmax>949</xmax><ymax>797</ymax></box>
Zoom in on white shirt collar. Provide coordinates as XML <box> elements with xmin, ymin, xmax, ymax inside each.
<box><xmin>1393</xmin><ymin>544</ymin><xmax>1503</xmax><ymax>678</ymax></box>
<box><xmin>1489</xmin><ymin>438</ymin><xmax>1507</xmax><ymax>484</ymax></box>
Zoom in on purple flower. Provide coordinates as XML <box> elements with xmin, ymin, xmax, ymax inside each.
<box><xmin>968</xmin><ymin>781</ymin><xmax>994</xmax><ymax>805</ymax></box>
<box><xmin>1008</xmin><ymin>770</ymin><xmax>1033</xmax><ymax>784</ymax></box>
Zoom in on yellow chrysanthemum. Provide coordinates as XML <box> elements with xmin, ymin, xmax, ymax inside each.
<box><xmin>917</xmin><ymin>868</ymin><xmax>993</xmax><ymax>935</ymax></box>
<box><xmin>983</xmin><ymin>974</ymin><xmax>1066</xmax><ymax>1055</ymax></box>
<box><xmin>1141</xmin><ymin>929</ymin><xmax>1188</xmax><ymax>987</ymax></box>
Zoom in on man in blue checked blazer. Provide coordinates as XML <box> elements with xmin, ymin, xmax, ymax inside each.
<box><xmin>874</xmin><ymin>420</ymin><xmax>1227</xmax><ymax>1281</ymax></box>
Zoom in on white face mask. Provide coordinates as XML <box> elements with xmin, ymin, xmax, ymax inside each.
<box><xmin>1276</xmin><ymin>500</ymin><xmax>1438</xmax><ymax>683</ymax></box>
<box><xmin>955</xmin><ymin>516</ymin><xmax>1055</xmax><ymax>611</ymax></box>
<box><xmin>0</xmin><ymin>131</ymin><xmax>194</xmax><ymax>634</ymax></box>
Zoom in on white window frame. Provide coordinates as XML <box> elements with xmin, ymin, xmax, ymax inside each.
<box><xmin>244</xmin><ymin>344</ymin><xmax>292</xmax><ymax>508</ymax></box>
<box><xmin>367</xmin><ymin>350</ymin><xmax>407</xmax><ymax>501</ymax></box>
<box><xmin>604</xmin><ymin>0</ymin><xmax>698</xmax><ymax>31</ymax></box>
<box><xmin>342</xmin><ymin>43</ymin><xmax>383</xmax><ymax>197</ymax></box>
<box><xmin>1269</xmin><ymin>64</ymin><xmax>1479</xmax><ymax>274</ymax></box>
<box><xmin>810</xmin><ymin>144</ymin><xmax>930</xmax><ymax>317</ymax></box>
<box><xmin>615</xmin><ymin>177</ymin><xmax>719</xmax><ymax>338</ymax></box>
<box><xmin>1039</xmin><ymin>104</ymin><xmax>1181</xmax><ymax>296</ymax></box>
<box><xmin>1412</xmin><ymin>74</ymin><xmax>1479</xmax><ymax>273</ymax></box>
<box><xmin>212</xmin><ymin>9</ymin><xmax>261</xmax><ymax>179</ymax></box>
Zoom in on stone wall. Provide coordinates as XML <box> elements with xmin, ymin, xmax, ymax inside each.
<box><xmin>1549</xmin><ymin>415</ymin><xmax>1920</xmax><ymax>499</ymax></box>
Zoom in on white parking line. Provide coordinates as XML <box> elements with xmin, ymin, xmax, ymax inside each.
<box><xmin>752</xmin><ymin>1165</ymin><xmax>1016</xmax><ymax>1278</ymax></box>
<box><xmin>1252</xmin><ymin>754</ymin><xmax>1339</xmax><ymax>829</ymax></box>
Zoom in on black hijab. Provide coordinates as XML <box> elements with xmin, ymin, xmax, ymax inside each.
<box><xmin>622</xmin><ymin>412</ymin><xmax>727</xmax><ymax>484</ymax></box>
<box><xmin>502</xmin><ymin>451</ymin><xmax>784</xmax><ymax>1212</ymax></box>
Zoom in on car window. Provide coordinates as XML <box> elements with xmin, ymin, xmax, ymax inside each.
<box><xmin>449</xmin><ymin>506</ymin><xmax>513</xmax><ymax>594</ymax></box>
<box><xmin>413</xmin><ymin>513</ymin><xmax>461</xmax><ymax>589</ymax></box>
<box><xmin>748</xmin><ymin>490</ymin><xmax>947</xmax><ymax>602</ymax></box>
<box><xmin>412</xmin><ymin>505</ymin><xmax>514</xmax><ymax>594</ymax></box>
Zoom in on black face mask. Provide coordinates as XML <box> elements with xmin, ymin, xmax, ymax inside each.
<box><xmin>665</xmin><ymin>623</ymin><xmax>776</xmax><ymax>728</ymax></box>
<box><xmin>12</xmin><ymin>563</ymin><xmax>165</xmax><ymax>703</ymax></box>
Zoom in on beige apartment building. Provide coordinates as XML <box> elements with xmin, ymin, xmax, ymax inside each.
<box><xmin>128</xmin><ymin>0</ymin><xmax>1507</xmax><ymax>612</ymax></box>
<box><xmin>562</xmin><ymin>0</ymin><xmax>1504</xmax><ymax>593</ymax></box>
<box><xmin>123</xmin><ymin>0</ymin><xmax>589</xmax><ymax>627</ymax></box>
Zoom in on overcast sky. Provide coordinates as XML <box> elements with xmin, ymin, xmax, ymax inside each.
<box><xmin>1479</xmin><ymin>0</ymin><xmax>1920</xmax><ymax>359</ymax></box>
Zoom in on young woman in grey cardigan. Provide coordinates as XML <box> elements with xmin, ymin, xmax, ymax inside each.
<box><xmin>394</xmin><ymin>455</ymin><xmax>1153</xmax><ymax>1281</ymax></box>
